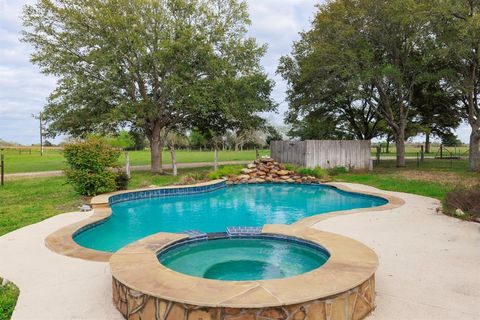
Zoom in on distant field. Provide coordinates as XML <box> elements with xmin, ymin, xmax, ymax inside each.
<box><xmin>0</xmin><ymin>144</ymin><xmax>471</xmax><ymax>174</ymax></box>
<box><xmin>0</xmin><ymin>148</ymin><xmax>269</xmax><ymax>174</ymax></box>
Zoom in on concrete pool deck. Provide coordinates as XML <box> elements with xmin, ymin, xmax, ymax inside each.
<box><xmin>0</xmin><ymin>183</ymin><xmax>479</xmax><ymax>319</ymax></box>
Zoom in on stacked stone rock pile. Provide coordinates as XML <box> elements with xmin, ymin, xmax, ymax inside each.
<box><xmin>227</xmin><ymin>157</ymin><xmax>323</xmax><ymax>184</ymax></box>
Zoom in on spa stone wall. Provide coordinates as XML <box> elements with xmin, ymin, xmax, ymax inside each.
<box><xmin>112</xmin><ymin>275</ymin><xmax>375</xmax><ymax>320</ymax></box>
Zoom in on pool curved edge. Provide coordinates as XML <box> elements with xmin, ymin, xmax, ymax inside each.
<box><xmin>45</xmin><ymin>180</ymin><xmax>404</xmax><ymax>262</ymax></box>
<box><xmin>110</xmin><ymin>225</ymin><xmax>378</xmax><ymax>319</ymax></box>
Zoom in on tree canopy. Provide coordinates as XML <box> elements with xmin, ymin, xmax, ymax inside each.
<box><xmin>279</xmin><ymin>0</ymin><xmax>478</xmax><ymax>169</ymax></box>
<box><xmin>23</xmin><ymin>0</ymin><xmax>275</xmax><ymax>173</ymax></box>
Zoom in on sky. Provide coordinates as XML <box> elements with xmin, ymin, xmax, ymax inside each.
<box><xmin>0</xmin><ymin>0</ymin><xmax>472</xmax><ymax>145</ymax></box>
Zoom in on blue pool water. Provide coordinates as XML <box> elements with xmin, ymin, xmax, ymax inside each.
<box><xmin>158</xmin><ymin>237</ymin><xmax>330</xmax><ymax>281</ymax></box>
<box><xmin>74</xmin><ymin>183</ymin><xmax>387</xmax><ymax>252</ymax></box>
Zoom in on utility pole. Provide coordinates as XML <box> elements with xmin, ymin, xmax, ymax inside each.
<box><xmin>32</xmin><ymin>112</ymin><xmax>44</xmax><ymax>156</ymax></box>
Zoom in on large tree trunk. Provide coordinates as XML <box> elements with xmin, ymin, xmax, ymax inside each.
<box><xmin>213</xmin><ymin>146</ymin><xmax>219</xmax><ymax>171</ymax></box>
<box><xmin>150</xmin><ymin>138</ymin><xmax>163</xmax><ymax>174</ymax></box>
<box><xmin>148</xmin><ymin>120</ymin><xmax>164</xmax><ymax>174</ymax></box>
<box><xmin>395</xmin><ymin>126</ymin><xmax>406</xmax><ymax>167</ymax></box>
<box><xmin>396</xmin><ymin>138</ymin><xmax>406</xmax><ymax>167</ymax></box>
<box><xmin>469</xmin><ymin>129</ymin><xmax>480</xmax><ymax>171</ymax></box>
<box><xmin>425</xmin><ymin>132</ymin><xmax>431</xmax><ymax>154</ymax></box>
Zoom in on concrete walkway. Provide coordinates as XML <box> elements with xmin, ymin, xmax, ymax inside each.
<box><xmin>0</xmin><ymin>183</ymin><xmax>479</xmax><ymax>319</ymax></box>
<box><xmin>4</xmin><ymin>161</ymin><xmax>250</xmax><ymax>180</ymax></box>
<box><xmin>312</xmin><ymin>184</ymin><xmax>480</xmax><ymax>320</ymax></box>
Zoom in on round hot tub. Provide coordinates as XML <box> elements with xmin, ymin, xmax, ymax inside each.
<box><xmin>158</xmin><ymin>236</ymin><xmax>330</xmax><ymax>281</ymax></box>
<box><xmin>110</xmin><ymin>225</ymin><xmax>378</xmax><ymax>320</ymax></box>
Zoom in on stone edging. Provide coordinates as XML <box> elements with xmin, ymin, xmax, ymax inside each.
<box><xmin>45</xmin><ymin>181</ymin><xmax>404</xmax><ymax>262</ymax></box>
<box><xmin>111</xmin><ymin>225</ymin><xmax>378</xmax><ymax>319</ymax></box>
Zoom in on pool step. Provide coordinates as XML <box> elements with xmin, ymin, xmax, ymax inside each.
<box><xmin>183</xmin><ymin>230</ymin><xmax>208</xmax><ymax>240</ymax></box>
<box><xmin>226</xmin><ymin>226</ymin><xmax>262</xmax><ymax>237</ymax></box>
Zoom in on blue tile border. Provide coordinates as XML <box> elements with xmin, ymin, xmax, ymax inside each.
<box><xmin>108</xmin><ymin>180</ymin><xmax>227</xmax><ymax>205</ymax></box>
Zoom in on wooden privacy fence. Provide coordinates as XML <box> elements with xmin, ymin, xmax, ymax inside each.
<box><xmin>270</xmin><ymin>140</ymin><xmax>372</xmax><ymax>170</ymax></box>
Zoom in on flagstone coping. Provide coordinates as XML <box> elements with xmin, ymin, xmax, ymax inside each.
<box><xmin>110</xmin><ymin>225</ymin><xmax>378</xmax><ymax>312</ymax></box>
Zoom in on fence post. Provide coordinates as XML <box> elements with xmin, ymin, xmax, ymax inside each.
<box><xmin>1</xmin><ymin>150</ymin><xmax>4</xmax><ymax>186</ymax></box>
<box><xmin>255</xmin><ymin>146</ymin><xmax>259</xmax><ymax>159</ymax></box>
<box><xmin>440</xmin><ymin>144</ymin><xmax>443</xmax><ymax>159</ymax></box>
<box><xmin>125</xmin><ymin>151</ymin><xmax>130</xmax><ymax>178</ymax></box>
<box><xmin>376</xmin><ymin>146</ymin><xmax>381</xmax><ymax>166</ymax></box>
<box><xmin>420</xmin><ymin>145</ymin><xmax>424</xmax><ymax>162</ymax></box>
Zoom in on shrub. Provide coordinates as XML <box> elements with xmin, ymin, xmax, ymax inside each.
<box><xmin>328</xmin><ymin>166</ymin><xmax>348</xmax><ymax>176</ymax></box>
<box><xmin>178</xmin><ymin>172</ymin><xmax>208</xmax><ymax>185</ymax></box>
<box><xmin>284</xmin><ymin>163</ymin><xmax>299</xmax><ymax>171</ymax></box>
<box><xmin>443</xmin><ymin>186</ymin><xmax>480</xmax><ymax>220</ymax></box>
<box><xmin>0</xmin><ymin>281</ymin><xmax>19</xmax><ymax>320</ymax></box>
<box><xmin>115</xmin><ymin>171</ymin><xmax>130</xmax><ymax>190</ymax></box>
<box><xmin>296</xmin><ymin>167</ymin><xmax>328</xmax><ymax>179</ymax></box>
<box><xmin>64</xmin><ymin>138</ymin><xmax>121</xmax><ymax>196</ymax></box>
<box><xmin>207</xmin><ymin>165</ymin><xmax>244</xmax><ymax>180</ymax></box>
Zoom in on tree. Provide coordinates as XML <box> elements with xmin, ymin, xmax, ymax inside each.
<box><xmin>189</xmin><ymin>130</ymin><xmax>208</xmax><ymax>150</ymax></box>
<box><xmin>442</xmin><ymin>133</ymin><xmax>463</xmax><ymax>147</ymax></box>
<box><xmin>128</xmin><ymin>130</ymin><xmax>147</xmax><ymax>151</ymax></box>
<box><xmin>431</xmin><ymin>0</ymin><xmax>480</xmax><ymax>170</ymax></box>
<box><xmin>286</xmin><ymin>109</ymin><xmax>354</xmax><ymax>140</ymax></box>
<box><xmin>265</xmin><ymin>125</ymin><xmax>283</xmax><ymax>145</ymax></box>
<box><xmin>280</xmin><ymin>0</ymin><xmax>433</xmax><ymax>167</ymax></box>
<box><xmin>412</xmin><ymin>81</ymin><xmax>462</xmax><ymax>153</ymax></box>
<box><xmin>278</xmin><ymin>35</ymin><xmax>385</xmax><ymax>141</ymax></box>
<box><xmin>192</xmin><ymin>72</ymin><xmax>275</xmax><ymax>169</ymax></box>
<box><xmin>22</xmin><ymin>0</ymin><xmax>268</xmax><ymax>174</ymax></box>
<box><xmin>105</xmin><ymin>131</ymin><xmax>135</xmax><ymax>150</ymax></box>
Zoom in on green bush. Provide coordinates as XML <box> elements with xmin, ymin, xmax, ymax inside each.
<box><xmin>208</xmin><ymin>165</ymin><xmax>244</xmax><ymax>179</ymax></box>
<box><xmin>115</xmin><ymin>172</ymin><xmax>130</xmax><ymax>190</ymax></box>
<box><xmin>284</xmin><ymin>163</ymin><xmax>299</xmax><ymax>171</ymax></box>
<box><xmin>296</xmin><ymin>167</ymin><xmax>328</xmax><ymax>179</ymax></box>
<box><xmin>64</xmin><ymin>138</ymin><xmax>121</xmax><ymax>196</ymax></box>
<box><xmin>443</xmin><ymin>186</ymin><xmax>480</xmax><ymax>220</ymax></box>
<box><xmin>328</xmin><ymin>166</ymin><xmax>348</xmax><ymax>176</ymax></box>
<box><xmin>0</xmin><ymin>281</ymin><xmax>19</xmax><ymax>320</ymax></box>
<box><xmin>178</xmin><ymin>172</ymin><xmax>208</xmax><ymax>185</ymax></box>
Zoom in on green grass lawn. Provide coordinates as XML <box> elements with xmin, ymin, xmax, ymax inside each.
<box><xmin>333</xmin><ymin>159</ymin><xmax>478</xmax><ymax>200</ymax></box>
<box><xmin>0</xmin><ymin>280</ymin><xmax>19</xmax><ymax>320</ymax></box>
<box><xmin>333</xmin><ymin>172</ymin><xmax>453</xmax><ymax>199</ymax></box>
<box><xmin>1</xmin><ymin>149</ymin><xmax>269</xmax><ymax>174</ymax></box>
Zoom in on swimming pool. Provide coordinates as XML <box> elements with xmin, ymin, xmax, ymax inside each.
<box><xmin>74</xmin><ymin>183</ymin><xmax>387</xmax><ymax>252</ymax></box>
<box><xmin>158</xmin><ymin>236</ymin><xmax>330</xmax><ymax>281</ymax></box>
